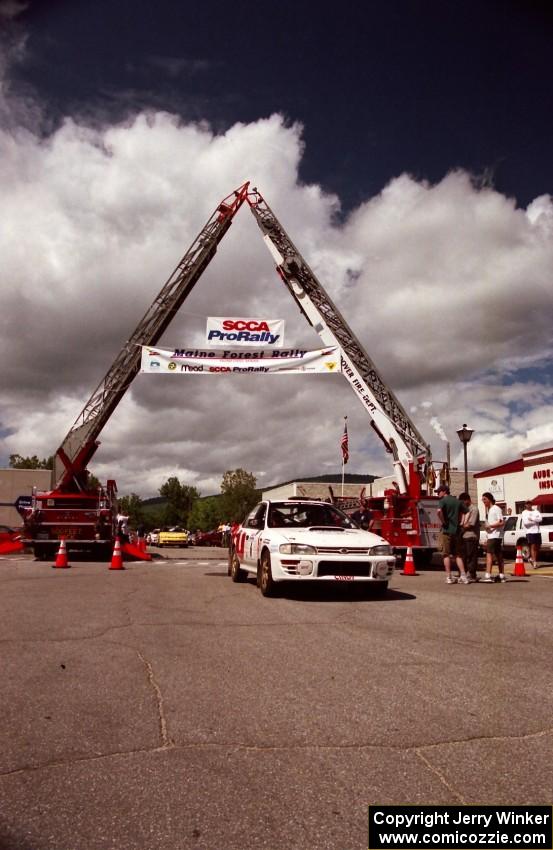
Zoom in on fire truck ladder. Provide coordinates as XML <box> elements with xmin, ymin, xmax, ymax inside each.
<box><xmin>246</xmin><ymin>187</ymin><xmax>431</xmax><ymax>493</ymax></box>
<box><xmin>53</xmin><ymin>183</ymin><xmax>250</xmax><ymax>490</ymax></box>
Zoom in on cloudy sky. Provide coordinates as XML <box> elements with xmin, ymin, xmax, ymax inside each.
<box><xmin>1</xmin><ymin>0</ymin><xmax>553</xmax><ymax>498</ymax></box>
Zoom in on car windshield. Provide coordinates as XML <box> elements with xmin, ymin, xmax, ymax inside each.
<box><xmin>267</xmin><ymin>502</ymin><xmax>356</xmax><ymax>529</ymax></box>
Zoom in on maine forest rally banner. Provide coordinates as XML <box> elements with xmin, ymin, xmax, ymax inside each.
<box><xmin>140</xmin><ymin>345</ymin><xmax>340</xmax><ymax>375</ymax></box>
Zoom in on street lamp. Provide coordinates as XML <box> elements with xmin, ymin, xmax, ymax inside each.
<box><xmin>456</xmin><ymin>424</ymin><xmax>474</xmax><ymax>494</ymax></box>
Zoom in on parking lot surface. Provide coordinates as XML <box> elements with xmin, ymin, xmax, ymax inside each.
<box><xmin>0</xmin><ymin>549</ymin><xmax>552</xmax><ymax>850</ymax></box>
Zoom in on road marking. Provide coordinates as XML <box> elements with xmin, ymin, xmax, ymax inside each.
<box><xmin>0</xmin><ymin>557</ymin><xmax>31</xmax><ymax>562</ymax></box>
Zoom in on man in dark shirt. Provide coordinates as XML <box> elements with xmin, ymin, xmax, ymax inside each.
<box><xmin>436</xmin><ymin>484</ymin><xmax>469</xmax><ymax>584</ymax></box>
<box><xmin>459</xmin><ymin>492</ymin><xmax>480</xmax><ymax>581</ymax></box>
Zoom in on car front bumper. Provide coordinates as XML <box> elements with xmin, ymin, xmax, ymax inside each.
<box><xmin>272</xmin><ymin>555</ymin><xmax>396</xmax><ymax>582</ymax></box>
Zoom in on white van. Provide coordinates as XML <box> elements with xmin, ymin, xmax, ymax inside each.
<box><xmin>502</xmin><ymin>513</ymin><xmax>553</xmax><ymax>558</ymax></box>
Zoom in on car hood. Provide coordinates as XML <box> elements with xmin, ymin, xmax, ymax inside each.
<box><xmin>268</xmin><ymin>527</ymin><xmax>389</xmax><ymax>548</ymax></box>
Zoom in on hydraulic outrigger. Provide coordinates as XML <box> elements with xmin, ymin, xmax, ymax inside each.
<box><xmin>23</xmin><ymin>182</ymin><xmax>441</xmax><ymax>562</ymax></box>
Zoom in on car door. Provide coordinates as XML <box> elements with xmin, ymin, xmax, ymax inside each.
<box><xmin>502</xmin><ymin>515</ymin><xmax>518</xmax><ymax>549</ymax></box>
<box><xmin>241</xmin><ymin>503</ymin><xmax>267</xmax><ymax>567</ymax></box>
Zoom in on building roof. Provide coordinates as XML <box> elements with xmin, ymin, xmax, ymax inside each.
<box><xmin>521</xmin><ymin>445</ymin><xmax>553</xmax><ymax>458</ymax></box>
<box><xmin>474</xmin><ymin>458</ymin><xmax>524</xmax><ymax>478</ymax></box>
<box><xmin>263</xmin><ymin>472</ymin><xmax>378</xmax><ymax>490</ymax></box>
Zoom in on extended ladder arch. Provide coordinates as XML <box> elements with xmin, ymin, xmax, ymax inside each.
<box><xmin>53</xmin><ymin>181</ymin><xmax>432</xmax><ymax>497</ymax></box>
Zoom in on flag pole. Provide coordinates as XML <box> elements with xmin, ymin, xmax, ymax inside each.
<box><xmin>340</xmin><ymin>415</ymin><xmax>348</xmax><ymax>496</ymax></box>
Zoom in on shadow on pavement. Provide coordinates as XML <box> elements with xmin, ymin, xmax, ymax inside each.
<box><xmin>279</xmin><ymin>584</ymin><xmax>417</xmax><ymax>603</ymax></box>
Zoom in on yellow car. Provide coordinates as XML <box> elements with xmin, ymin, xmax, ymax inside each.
<box><xmin>157</xmin><ymin>527</ymin><xmax>189</xmax><ymax>548</ymax></box>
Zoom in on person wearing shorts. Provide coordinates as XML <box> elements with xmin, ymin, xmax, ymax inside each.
<box><xmin>459</xmin><ymin>492</ymin><xmax>480</xmax><ymax>581</ymax></box>
<box><xmin>482</xmin><ymin>491</ymin><xmax>505</xmax><ymax>582</ymax></box>
<box><xmin>521</xmin><ymin>500</ymin><xmax>542</xmax><ymax>567</ymax></box>
<box><xmin>436</xmin><ymin>484</ymin><xmax>469</xmax><ymax>584</ymax></box>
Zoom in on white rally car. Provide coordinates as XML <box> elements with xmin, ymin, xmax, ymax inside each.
<box><xmin>228</xmin><ymin>499</ymin><xmax>395</xmax><ymax>596</ymax></box>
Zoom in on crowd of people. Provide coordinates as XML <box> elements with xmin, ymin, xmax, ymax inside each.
<box><xmin>436</xmin><ymin>485</ymin><xmax>543</xmax><ymax>584</ymax></box>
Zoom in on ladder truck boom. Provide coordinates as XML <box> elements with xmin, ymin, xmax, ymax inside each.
<box><xmin>23</xmin><ymin>182</ymin><xmax>249</xmax><ymax>562</ymax></box>
<box><xmin>54</xmin><ymin>182</ymin><xmax>250</xmax><ymax>491</ymax></box>
<box><xmin>246</xmin><ymin>187</ymin><xmax>431</xmax><ymax>494</ymax></box>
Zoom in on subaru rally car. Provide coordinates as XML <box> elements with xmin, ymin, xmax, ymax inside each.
<box><xmin>228</xmin><ymin>499</ymin><xmax>395</xmax><ymax>596</ymax></box>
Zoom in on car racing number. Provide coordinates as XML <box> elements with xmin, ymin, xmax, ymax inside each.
<box><xmin>235</xmin><ymin>530</ymin><xmax>246</xmax><ymax>557</ymax></box>
<box><xmin>234</xmin><ymin>529</ymin><xmax>262</xmax><ymax>564</ymax></box>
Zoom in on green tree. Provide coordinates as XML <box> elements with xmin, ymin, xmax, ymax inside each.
<box><xmin>188</xmin><ymin>496</ymin><xmax>225</xmax><ymax>532</ymax></box>
<box><xmin>158</xmin><ymin>477</ymin><xmax>200</xmax><ymax>527</ymax></box>
<box><xmin>220</xmin><ymin>468</ymin><xmax>259</xmax><ymax>523</ymax></box>
<box><xmin>9</xmin><ymin>453</ymin><xmax>53</xmax><ymax>469</ymax></box>
<box><xmin>86</xmin><ymin>471</ymin><xmax>102</xmax><ymax>490</ymax></box>
<box><xmin>117</xmin><ymin>493</ymin><xmax>145</xmax><ymax>528</ymax></box>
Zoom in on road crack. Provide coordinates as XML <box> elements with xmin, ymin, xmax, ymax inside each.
<box><xmin>1</xmin><ymin>728</ymin><xmax>551</xmax><ymax>782</ymax></box>
<box><xmin>136</xmin><ymin>650</ymin><xmax>173</xmax><ymax>750</ymax></box>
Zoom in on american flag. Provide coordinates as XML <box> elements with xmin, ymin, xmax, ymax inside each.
<box><xmin>341</xmin><ymin>418</ymin><xmax>349</xmax><ymax>464</ymax></box>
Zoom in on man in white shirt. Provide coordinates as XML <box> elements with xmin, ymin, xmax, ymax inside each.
<box><xmin>521</xmin><ymin>500</ymin><xmax>542</xmax><ymax>567</ymax></box>
<box><xmin>482</xmin><ymin>492</ymin><xmax>505</xmax><ymax>582</ymax></box>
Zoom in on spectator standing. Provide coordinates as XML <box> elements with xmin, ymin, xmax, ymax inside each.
<box><xmin>521</xmin><ymin>501</ymin><xmax>542</xmax><ymax>567</ymax></box>
<box><xmin>351</xmin><ymin>500</ymin><xmax>372</xmax><ymax>530</ymax></box>
<box><xmin>436</xmin><ymin>484</ymin><xmax>469</xmax><ymax>584</ymax></box>
<box><xmin>136</xmin><ymin>522</ymin><xmax>146</xmax><ymax>550</ymax></box>
<box><xmin>481</xmin><ymin>492</ymin><xmax>505</xmax><ymax>582</ymax></box>
<box><xmin>116</xmin><ymin>513</ymin><xmax>130</xmax><ymax>544</ymax></box>
<box><xmin>459</xmin><ymin>492</ymin><xmax>480</xmax><ymax>582</ymax></box>
<box><xmin>222</xmin><ymin>522</ymin><xmax>231</xmax><ymax>548</ymax></box>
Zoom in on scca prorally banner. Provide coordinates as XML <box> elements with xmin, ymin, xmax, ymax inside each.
<box><xmin>206</xmin><ymin>317</ymin><xmax>285</xmax><ymax>347</ymax></box>
<box><xmin>140</xmin><ymin>346</ymin><xmax>340</xmax><ymax>374</ymax></box>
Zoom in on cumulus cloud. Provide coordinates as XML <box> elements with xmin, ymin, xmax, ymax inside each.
<box><xmin>0</xmin><ymin>1</ymin><xmax>28</xmax><ymax>21</ymax></box>
<box><xmin>1</xmin><ymin>49</ymin><xmax>553</xmax><ymax>496</ymax></box>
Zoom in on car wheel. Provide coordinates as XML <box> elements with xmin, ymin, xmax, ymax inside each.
<box><xmin>258</xmin><ymin>550</ymin><xmax>276</xmax><ymax>597</ymax></box>
<box><xmin>230</xmin><ymin>550</ymin><xmax>246</xmax><ymax>582</ymax></box>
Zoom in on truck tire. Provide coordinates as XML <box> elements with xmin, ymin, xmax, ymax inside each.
<box><xmin>33</xmin><ymin>544</ymin><xmax>51</xmax><ymax>561</ymax></box>
<box><xmin>413</xmin><ymin>548</ymin><xmax>433</xmax><ymax>569</ymax></box>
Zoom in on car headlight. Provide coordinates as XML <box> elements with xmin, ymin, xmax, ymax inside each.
<box><xmin>368</xmin><ymin>545</ymin><xmax>393</xmax><ymax>556</ymax></box>
<box><xmin>279</xmin><ymin>543</ymin><xmax>317</xmax><ymax>555</ymax></box>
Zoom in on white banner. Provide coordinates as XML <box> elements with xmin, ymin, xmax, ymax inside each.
<box><xmin>141</xmin><ymin>346</ymin><xmax>340</xmax><ymax>374</ymax></box>
<box><xmin>206</xmin><ymin>316</ymin><xmax>285</xmax><ymax>347</ymax></box>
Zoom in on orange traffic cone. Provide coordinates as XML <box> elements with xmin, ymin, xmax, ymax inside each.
<box><xmin>400</xmin><ymin>547</ymin><xmax>418</xmax><ymax>575</ymax></box>
<box><xmin>52</xmin><ymin>537</ymin><xmax>70</xmax><ymax>569</ymax></box>
<box><xmin>109</xmin><ymin>536</ymin><xmax>125</xmax><ymax>570</ymax></box>
<box><xmin>512</xmin><ymin>545</ymin><xmax>526</xmax><ymax>577</ymax></box>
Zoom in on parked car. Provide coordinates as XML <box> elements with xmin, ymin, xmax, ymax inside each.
<box><xmin>479</xmin><ymin>520</ymin><xmax>488</xmax><ymax>553</ymax></box>
<box><xmin>158</xmin><ymin>527</ymin><xmax>189</xmax><ymax>548</ymax></box>
<box><xmin>228</xmin><ymin>499</ymin><xmax>395</xmax><ymax>596</ymax></box>
<box><xmin>502</xmin><ymin>513</ymin><xmax>553</xmax><ymax>558</ymax></box>
<box><xmin>194</xmin><ymin>529</ymin><xmax>223</xmax><ymax>547</ymax></box>
<box><xmin>146</xmin><ymin>529</ymin><xmax>160</xmax><ymax>545</ymax></box>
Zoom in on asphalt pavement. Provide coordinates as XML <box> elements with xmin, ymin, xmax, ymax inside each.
<box><xmin>0</xmin><ymin>548</ymin><xmax>552</xmax><ymax>850</ymax></box>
